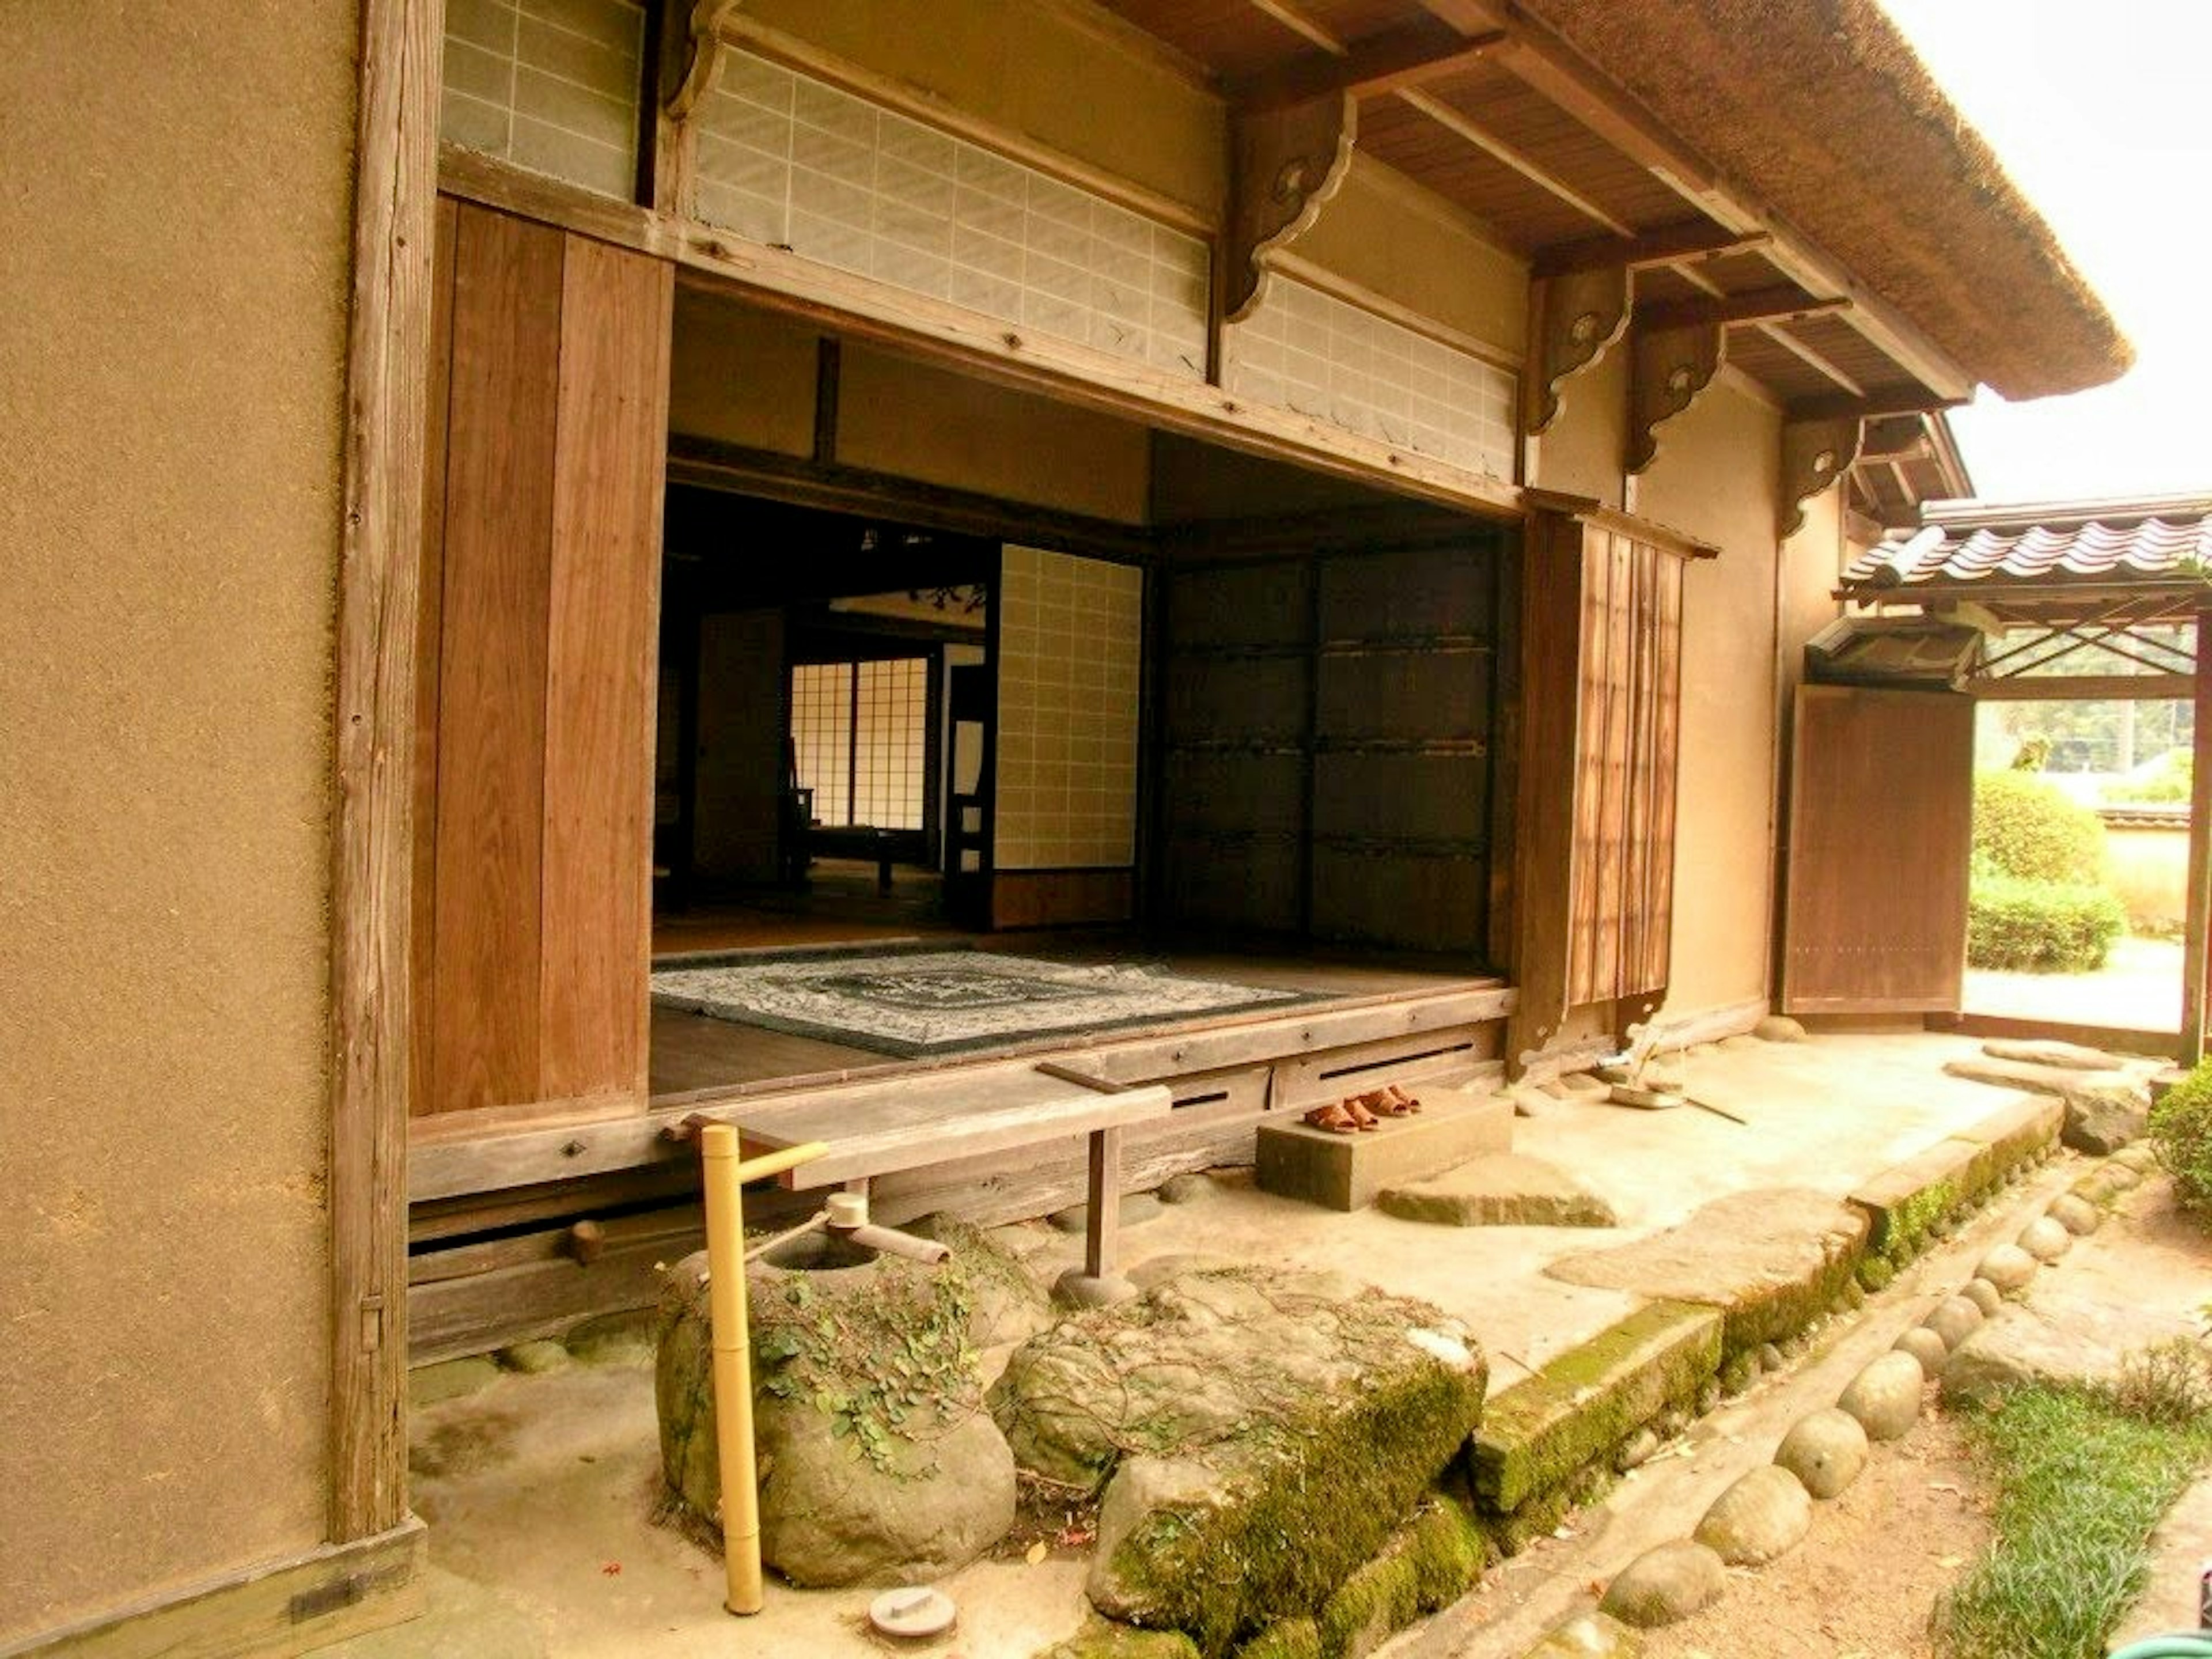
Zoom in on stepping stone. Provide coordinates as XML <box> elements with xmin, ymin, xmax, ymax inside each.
<box><xmin>1257</xmin><ymin>1089</ymin><xmax>1512</xmax><ymax>1212</ymax></box>
<box><xmin>1944</xmin><ymin>1287</ymin><xmax>2204</xmax><ymax>1407</ymax></box>
<box><xmin>1981</xmin><ymin>1038</ymin><xmax>2131</xmax><ymax>1071</ymax></box>
<box><xmin>1377</xmin><ymin>1153</ymin><xmax>1617</xmax><ymax>1228</ymax></box>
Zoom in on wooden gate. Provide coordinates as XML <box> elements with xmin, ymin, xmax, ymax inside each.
<box><xmin>1781</xmin><ymin>683</ymin><xmax>1974</xmax><ymax>1014</ymax></box>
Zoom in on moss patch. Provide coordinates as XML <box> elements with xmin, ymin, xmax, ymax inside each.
<box><xmin>1472</xmin><ymin>1301</ymin><xmax>1721</xmax><ymax>1514</ymax></box>
<box><xmin>1233</xmin><ymin>1619</ymin><xmax>1321</xmax><ymax>1659</ymax></box>
<box><xmin>1318</xmin><ymin>1552</ymin><xmax>1418</xmax><ymax>1659</ymax></box>
<box><xmin>1037</xmin><ymin>1620</ymin><xmax>1202</xmax><ymax>1659</ymax></box>
<box><xmin>1107</xmin><ymin>1361</ymin><xmax>1487</xmax><ymax>1656</ymax></box>
<box><xmin>1406</xmin><ymin>1495</ymin><xmax>1487</xmax><ymax>1611</ymax></box>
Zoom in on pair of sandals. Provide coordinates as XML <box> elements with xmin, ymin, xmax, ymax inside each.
<box><xmin>1302</xmin><ymin>1085</ymin><xmax>1422</xmax><ymax>1134</ymax></box>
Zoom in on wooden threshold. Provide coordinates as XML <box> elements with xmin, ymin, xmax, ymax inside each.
<box><xmin>7</xmin><ymin>1520</ymin><xmax>426</xmax><ymax>1659</ymax></box>
<box><xmin>1946</xmin><ymin>1012</ymin><xmax>2178</xmax><ymax>1060</ymax></box>
<box><xmin>409</xmin><ymin>979</ymin><xmax>1514</xmax><ymax>1203</ymax></box>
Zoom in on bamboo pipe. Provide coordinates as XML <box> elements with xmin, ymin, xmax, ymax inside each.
<box><xmin>699</xmin><ymin>1128</ymin><xmax>827</xmax><ymax>1616</ymax></box>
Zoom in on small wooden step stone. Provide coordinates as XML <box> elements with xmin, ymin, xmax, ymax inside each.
<box><xmin>1256</xmin><ymin>1086</ymin><xmax>1511</xmax><ymax>1212</ymax></box>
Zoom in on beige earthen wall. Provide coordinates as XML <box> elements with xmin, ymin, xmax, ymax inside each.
<box><xmin>1527</xmin><ymin>343</ymin><xmax>1631</xmax><ymax>505</ymax></box>
<box><xmin>1633</xmin><ymin>377</ymin><xmax>1786</xmax><ymax>1018</ymax></box>
<box><xmin>0</xmin><ymin>1</ymin><xmax>356</xmax><ymax>1641</ymax></box>
<box><xmin>745</xmin><ymin>0</ymin><xmax>1224</xmax><ymax>218</ymax></box>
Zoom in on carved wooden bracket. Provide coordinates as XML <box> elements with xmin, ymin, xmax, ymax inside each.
<box><xmin>1626</xmin><ymin>320</ymin><xmax>1725</xmax><ymax>475</ymax></box>
<box><xmin>1778</xmin><ymin>415</ymin><xmax>1866</xmax><ymax>539</ymax></box>
<box><xmin>666</xmin><ymin>0</ymin><xmax>745</xmax><ymax>119</ymax></box>
<box><xmin>1223</xmin><ymin>91</ymin><xmax>1357</xmax><ymax>324</ymax></box>
<box><xmin>1528</xmin><ymin>266</ymin><xmax>1629</xmax><ymax>435</ymax></box>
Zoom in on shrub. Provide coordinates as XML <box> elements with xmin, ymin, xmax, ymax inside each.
<box><xmin>1973</xmin><ymin>770</ymin><xmax>2109</xmax><ymax>884</ymax></box>
<box><xmin>1966</xmin><ymin>874</ymin><xmax>2124</xmax><ymax>973</ymax></box>
<box><xmin>2149</xmin><ymin>1059</ymin><xmax>2212</xmax><ymax>1212</ymax></box>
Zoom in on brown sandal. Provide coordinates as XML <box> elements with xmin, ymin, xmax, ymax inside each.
<box><xmin>1303</xmin><ymin>1102</ymin><xmax>1357</xmax><ymax>1135</ymax></box>
<box><xmin>1341</xmin><ymin>1093</ymin><xmax>1381</xmax><ymax>1131</ymax></box>
<box><xmin>1359</xmin><ymin>1088</ymin><xmax>1410</xmax><ymax>1118</ymax></box>
<box><xmin>1385</xmin><ymin>1084</ymin><xmax>1423</xmax><ymax>1115</ymax></box>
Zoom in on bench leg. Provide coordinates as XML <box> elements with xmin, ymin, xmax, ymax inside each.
<box><xmin>1055</xmin><ymin>1126</ymin><xmax>1135</xmax><ymax>1308</ymax></box>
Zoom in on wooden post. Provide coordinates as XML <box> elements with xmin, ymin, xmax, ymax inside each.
<box><xmin>1084</xmin><ymin>1125</ymin><xmax>1123</xmax><ymax>1281</ymax></box>
<box><xmin>329</xmin><ymin>0</ymin><xmax>442</xmax><ymax>1546</ymax></box>
<box><xmin>2181</xmin><ymin>607</ymin><xmax>2212</xmax><ymax>1067</ymax></box>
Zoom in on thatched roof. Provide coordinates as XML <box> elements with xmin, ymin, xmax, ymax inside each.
<box><xmin>1521</xmin><ymin>0</ymin><xmax>2133</xmax><ymax>400</ymax></box>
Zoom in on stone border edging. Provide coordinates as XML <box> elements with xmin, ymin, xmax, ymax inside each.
<box><xmin>1540</xmin><ymin>1141</ymin><xmax>2156</xmax><ymax>1647</ymax></box>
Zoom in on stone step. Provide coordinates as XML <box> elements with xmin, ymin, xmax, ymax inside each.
<box><xmin>1255</xmin><ymin>1088</ymin><xmax>1512</xmax><ymax>1212</ymax></box>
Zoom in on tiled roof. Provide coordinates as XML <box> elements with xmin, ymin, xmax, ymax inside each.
<box><xmin>1842</xmin><ymin>498</ymin><xmax>2212</xmax><ymax>593</ymax></box>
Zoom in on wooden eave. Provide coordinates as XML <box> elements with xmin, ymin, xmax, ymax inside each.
<box><xmin>1095</xmin><ymin>0</ymin><xmax>1990</xmax><ymax>414</ymax></box>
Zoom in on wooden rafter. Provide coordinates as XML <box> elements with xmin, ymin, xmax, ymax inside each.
<box><xmin>1759</xmin><ymin>321</ymin><xmax>1865</xmax><ymax>396</ymax></box>
<box><xmin>1230</xmin><ymin>19</ymin><xmax>1507</xmax><ymax>112</ymax></box>
<box><xmin>1533</xmin><ymin>222</ymin><xmax>1767</xmax><ymax>278</ymax></box>
<box><xmin>1397</xmin><ymin>88</ymin><xmax>1635</xmax><ymax>238</ymax></box>
<box><xmin>1634</xmin><ymin>285</ymin><xmax>1847</xmax><ymax>334</ymax></box>
<box><xmin>1790</xmin><ymin>387</ymin><xmax>1966</xmax><ymax>423</ymax></box>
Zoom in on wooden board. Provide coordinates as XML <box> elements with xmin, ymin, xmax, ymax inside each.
<box><xmin>1781</xmin><ymin>683</ymin><xmax>1974</xmax><ymax>1013</ymax></box>
<box><xmin>539</xmin><ymin>236</ymin><xmax>672</xmax><ymax>1103</ymax></box>
<box><xmin>430</xmin><ymin>204</ymin><xmax>563</xmax><ymax>1113</ymax></box>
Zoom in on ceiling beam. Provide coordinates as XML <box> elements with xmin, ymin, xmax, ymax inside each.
<box><xmin>1533</xmin><ymin>221</ymin><xmax>1768</xmax><ymax>278</ymax></box>
<box><xmin>1397</xmin><ymin>87</ymin><xmax>1636</xmax><ymax>238</ymax></box>
<box><xmin>1668</xmin><ymin>257</ymin><xmax>1865</xmax><ymax>395</ymax></box>
<box><xmin>1634</xmin><ymin>284</ymin><xmax>1848</xmax><ymax>332</ymax></box>
<box><xmin>1789</xmin><ymin>387</ymin><xmax>1966</xmax><ymax>423</ymax></box>
<box><xmin>1246</xmin><ymin>0</ymin><xmax>1346</xmax><ymax>56</ymax></box>
<box><xmin>1230</xmin><ymin>20</ymin><xmax>1508</xmax><ymax>113</ymax></box>
<box><xmin>1414</xmin><ymin>0</ymin><xmax>1976</xmax><ymax>400</ymax></box>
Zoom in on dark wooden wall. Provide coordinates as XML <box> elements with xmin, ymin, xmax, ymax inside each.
<box><xmin>1156</xmin><ymin>538</ymin><xmax>1502</xmax><ymax>955</ymax></box>
<box><xmin>412</xmin><ymin>197</ymin><xmax>673</xmax><ymax>1118</ymax></box>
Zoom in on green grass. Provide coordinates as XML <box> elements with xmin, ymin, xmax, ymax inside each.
<box><xmin>1937</xmin><ymin>1377</ymin><xmax>2212</xmax><ymax>1659</ymax></box>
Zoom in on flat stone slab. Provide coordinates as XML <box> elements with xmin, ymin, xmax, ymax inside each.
<box><xmin>1544</xmin><ymin>1187</ymin><xmax>1868</xmax><ymax>1354</ymax></box>
<box><xmin>1376</xmin><ymin>1152</ymin><xmax>1616</xmax><ymax>1229</ymax></box>
<box><xmin>1850</xmin><ymin>1095</ymin><xmax>2063</xmax><ymax>1251</ymax></box>
<box><xmin>1980</xmin><ymin>1038</ymin><xmax>2134</xmax><ymax>1072</ymax></box>
<box><xmin>1945</xmin><ymin>1058</ymin><xmax>2145</xmax><ymax>1153</ymax></box>
<box><xmin>1257</xmin><ymin>1088</ymin><xmax>1512</xmax><ymax>1212</ymax></box>
<box><xmin>1472</xmin><ymin>1300</ymin><xmax>1722</xmax><ymax>1514</ymax></box>
<box><xmin>1942</xmin><ymin>1286</ymin><xmax>2203</xmax><ymax>1407</ymax></box>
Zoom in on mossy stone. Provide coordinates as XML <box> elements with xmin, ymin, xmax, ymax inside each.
<box><xmin>1317</xmin><ymin>1552</ymin><xmax>1419</xmax><ymax>1659</ymax></box>
<box><xmin>1472</xmin><ymin>1302</ymin><xmax>1721</xmax><ymax>1514</ymax></box>
<box><xmin>1232</xmin><ymin>1618</ymin><xmax>1320</xmax><ymax>1659</ymax></box>
<box><xmin>1406</xmin><ymin>1496</ymin><xmax>1487</xmax><ymax>1611</ymax></box>
<box><xmin>1855</xmin><ymin>1255</ymin><xmax>1895</xmax><ymax>1293</ymax></box>
<box><xmin>1038</xmin><ymin>1620</ymin><xmax>1202</xmax><ymax>1659</ymax></box>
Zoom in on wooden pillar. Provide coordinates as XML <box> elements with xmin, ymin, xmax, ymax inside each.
<box><xmin>2181</xmin><ymin>607</ymin><xmax>2212</xmax><ymax>1067</ymax></box>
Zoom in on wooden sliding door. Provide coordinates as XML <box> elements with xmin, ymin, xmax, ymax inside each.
<box><xmin>1512</xmin><ymin>501</ymin><xmax>1706</xmax><ymax>1064</ymax></box>
<box><xmin>412</xmin><ymin>196</ymin><xmax>673</xmax><ymax>1119</ymax></box>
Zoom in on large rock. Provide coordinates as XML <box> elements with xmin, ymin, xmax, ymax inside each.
<box><xmin>1774</xmin><ymin>1407</ymin><xmax>1867</xmax><ymax>1499</ymax></box>
<box><xmin>1942</xmin><ymin>1288</ymin><xmax>2205</xmax><ymax>1407</ymax></box>
<box><xmin>1546</xmin><ymin>1188</ymin><xmax>1868</xmax><ymax>1354</ymax></box>
<box><xmin>1377</xmin><ymin>1153</ymin><xmax>1617</xmax><ymax>1229</ymax></box>
<box><xmin>992</xmin><ymin>1263</ymin><xmax>1486</xmax><ymax>1652</ymax></box>
<box><xmin>656</xmin><ymin>1229</ymin><xmax>1021</xmax><ymax>1588</ymax></box>
<box><xmin>1600</xmin><ymin>1540</ymin><xmax>1726</xmax><ymax>1627</ymax></box>
<box><xmin>1942</xmin><ymin>1055</ymin><xmax>2147</xmax><ymax>1154</ymax></box>
<box><xmin>1694</xmin><ymin>1465</ymin><xmax>1811</xmax><ymax>1565</ymax></box>
<box><xmin>1837</xmin><ymin>1351</ymin><xmax>1925</xmax><ymax>1441</ymax></box>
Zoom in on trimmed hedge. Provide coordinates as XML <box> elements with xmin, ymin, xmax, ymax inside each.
<box><xmin>1967</xmin><ymin>874</ymin><xmax>2125</xmax><ymax>973</ymax></box>
<box><xmin>1972</xmin><ymin>770</ymin><xmax>2108</xmax><ymax>884</ymax></box>
<box><xmin>2150</xmin><ymin>1059</ymin><xmax>2212</xmax><ymax>1213</ymax></box>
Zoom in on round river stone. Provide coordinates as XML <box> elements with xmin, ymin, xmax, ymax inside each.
<box><xmin>1774</xmin><ymin>1407</ymin><xmax>1868</xmax><ymax>1500</ymax></box>
<box><xmin>1838</xmin><ymin>1350</ymin><xmax>1925</xmax><ymax>1441</ymax></box>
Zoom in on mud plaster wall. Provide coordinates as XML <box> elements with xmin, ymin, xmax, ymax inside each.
<box><xmin>668</xmin><ymin>287</ymin><xmax>820</xmax><ymax>457</ymax></box>
<box><xmin>1773</xmin><ymin>487</ymin><xmax>1846</xmax><ymax>999</ymax></box>
<box><xmin>1527</xmin><ymin>342</ymin><xmax>1630</xmax><ymax>503</ymax></box>
<box><xmin>745</xmin><ymin>0</ymin><xmax>1223</xmax><ymax>217</ymax></box>
<box><xmin>1633</xmin><ymin>378</ymin><xmax>1786</xmax><ymax>1017</ymax></box>
<box><xmin>836</xmin><ymin>347</ymin><xmax>1153</xmax><ymax>523</ymax></box>
<box><xmin>0</xmin><ymin>1</ymin><xmax>355</xmax><ymax>1640</ymax></box>
<box><xmin>1293</xmin><ymin>156</ymin><xmax>1528</xmax><ymax>358</ymax></box>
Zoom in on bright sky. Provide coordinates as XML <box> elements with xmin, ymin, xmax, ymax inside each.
<box><xmin>1874</xmin><ymin>0</ymin><xmax>2212</xmax><ymax>503</ymax></box>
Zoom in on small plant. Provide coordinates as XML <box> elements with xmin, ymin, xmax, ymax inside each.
<box><xmin>1974</xmin><ymin>770</ymin><xmax>2110</xmax><ymax>884</ymax></box>
<box><xmin>2150</xmin><ymin>1059</ymin><xmax>2212</xmax><ymax>1214</ymax></box>
<box><xmin>2101</xmin><ymin>748</ymin><xmax>2192</xmax><ymax>806</ymax></box>
<box><xmin>1967</xmin><ymin>873</ymin><xmax>2126</xmax><ymax>973</ymax></box>
<box><xmin>2097</xmin><ymin>1339</ymin><xmax>2212</xmax><ymax>1426</ymax></box>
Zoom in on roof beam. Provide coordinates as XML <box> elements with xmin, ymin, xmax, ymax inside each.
<box><xmin>1230</xmin><ymin>20</ymin><xmax>1508</xmax><ymax>113</ymax></box>
<box><xmin>1416</xmin><ymin>0</ymin><xmax>1976</xmax><ymax>400</ymax></box>
<box><xmin>1635</xmin><ymin>284</ymin><xmax>1848</xmax><ymax>332</ymax></box>
<box><xmin>1789</xmin><ymin>387</ymin><xmax>1967</xmax><ymax>423</ymax></box>
<box><xmin>1397</xmin><ymin>87</ymin><xmax>1635</xmax><ymax>238</ymax></box>
<box><xmin>1533</xmin><ymin>221</ymin><xmax>1768</xmax><ymax>278</ymax></box>
<box><xmin>1669</xmin><ymin>256</ymin><xmax>1866</xmax><ymax>395</ymax></box>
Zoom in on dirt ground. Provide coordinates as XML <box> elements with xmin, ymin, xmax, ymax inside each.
<box><xmin>1637</xmin><ymin>1410</ymin><xmax>1991</xmax><ymax>1659</ymax></box>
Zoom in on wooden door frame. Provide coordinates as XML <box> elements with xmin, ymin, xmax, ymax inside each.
<box><xmin>329</xmin><ymin>0</ymin><xmax>443</xmax><ymax>1544</ymax></box>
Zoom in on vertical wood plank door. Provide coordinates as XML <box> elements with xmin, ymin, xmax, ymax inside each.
<box><xmin>418</xmin><ymin>196</ymin><xmax>673</xmax><ymax>1116</ymax></box>
<box><xmin>1781</xmin><ymin>683</ymin><xmax>1974</xmax><ymax>1014</ymax></box>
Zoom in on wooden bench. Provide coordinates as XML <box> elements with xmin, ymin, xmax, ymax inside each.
<box><xmin>726</xmin><ymin>1063</ymin><xmax>1175</xmax><ymax>1298</ymax></box>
